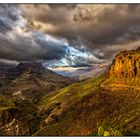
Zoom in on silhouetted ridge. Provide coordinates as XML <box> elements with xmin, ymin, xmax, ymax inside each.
<box><xmin>16</xmin><ymin>62</ymin><xmax>45</xmax><ymax>74</ymax></box>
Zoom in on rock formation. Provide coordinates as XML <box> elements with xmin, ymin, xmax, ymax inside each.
<box><xmin>109</xmin><ymin>47</ymin><xmax>140</xmax><ymax>80</ymax></box>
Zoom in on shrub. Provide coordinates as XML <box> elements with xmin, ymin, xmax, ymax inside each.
<box><xmin>103</xmin><ymin>131</ymin><xmax>110</xmax><ymax>136</ymax></box>
<box><xmin>98</xmin><ymin>126</ymin><xmax>105</xmax><ymax>136</ymax></box>
<box><xmin>114</xmin><ymin>130</ymin><xmax>123</xmax><ymax>136</ymax></box>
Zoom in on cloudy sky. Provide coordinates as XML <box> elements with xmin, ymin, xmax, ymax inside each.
<box><xmin>0</xmin><ymin>4</ymin><xmax>140</xmax><ymax>66</ymax></box>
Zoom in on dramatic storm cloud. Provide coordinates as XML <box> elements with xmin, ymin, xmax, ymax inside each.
<box><xmin>20</xmin><ymin>4</ymin><xmax>140</xmax><ymax>43</ymax></box>
<box><xmin>0</xmin><ymin>5</ymin><xmax>68</xmax><ymax>62</ymax></box>
<box><xmin>0</xmin><ymin>31</ymin><xmax>67</xmax><ymax>61</ymax></box>
<box><xmin>1</xmin><ymin>4</ymin><xmax>140</xmax><ymax>66</ymax></box>
<box><xmin>19</xmin><ymin>4</ymin><xmax>140</xmax><ymax>63</ymax></box>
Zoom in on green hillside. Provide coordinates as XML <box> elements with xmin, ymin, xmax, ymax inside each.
<box><xmin>33</xmin><ymin>73</ymin><xmax>140</xmax><ymax>136</ymax></box>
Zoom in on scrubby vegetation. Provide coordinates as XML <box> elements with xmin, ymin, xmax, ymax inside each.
<box><xmin>34</xmin><ymin>73</ymin><xmax>140</xmax><ymax>136</ymax></box>
<box><xmin>96</xmin><ymin>126</ymin><xmax>123</xmax><ymax>136</ymax></box>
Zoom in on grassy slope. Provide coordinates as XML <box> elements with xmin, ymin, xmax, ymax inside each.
<box><xmin>33</xmin><ymin>75</ymin><xmax>140</xmax><ymax>136</ymax></box>
<box><xmin>33</xmin><ymin>75</ymin><xmax>106</xmax><ymax>136</ymax></box>
<box><xmin>38</xmin><ymin>75</ymin><xmax>105</xmax><ymax>112</ymax></box>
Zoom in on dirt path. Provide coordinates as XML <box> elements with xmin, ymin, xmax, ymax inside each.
<box><xmin>101</xmin><ymin>83</ymin><xmax>140</xmax><ymax>91</ymax></box>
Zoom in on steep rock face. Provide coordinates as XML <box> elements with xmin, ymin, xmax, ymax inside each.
<box><xmin>109</xmin><ymin>47</ymin><xmax>140</xmax><ymax>80</ymax></box>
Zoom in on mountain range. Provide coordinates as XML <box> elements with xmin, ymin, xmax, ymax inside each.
<box><xmin>0</xmin><ymin>47</ymin><xmax>140</xmax><ymax>136</ymax></box>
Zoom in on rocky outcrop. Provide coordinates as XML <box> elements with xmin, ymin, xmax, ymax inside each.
<box><xmin>109</xmin><ymin>47</ymin><xmax>140</xmax><ymax>80</ymax></box>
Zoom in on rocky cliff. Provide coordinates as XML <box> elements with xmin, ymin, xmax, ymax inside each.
<box><xmin>109</xmin><ymin>47</ymin><xmax>140</xmax><ymax>79</ymax></box>
<box><xmin>107</xmin><ymin>47</ymin><xmax>140</xmax><ymax>85</ymax></box>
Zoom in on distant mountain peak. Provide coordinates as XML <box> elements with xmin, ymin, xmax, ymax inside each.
<box><xmin>15</xmin><ymin>62</ymin><xmax>45</xmax><ymax>74</ymax></box>
<box><xmin>0</xmin><ymin>61</ymin><xmax>74</xmax><ymax>100</ymax></box>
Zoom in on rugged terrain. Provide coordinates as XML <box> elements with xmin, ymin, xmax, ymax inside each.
<box><xmin>0</xmin><ymin>62</ymin><xmax>73</xmax><ymax>101</ymax></box>
<box><xmin>0</xmin><ymin>47</ymin><xmax>140</xmax><ymax>136</ymax></box>
<box><xmin>0</xmin><ymin>62</ymin><xmax>73</xmax><ymax>135</ymax></box>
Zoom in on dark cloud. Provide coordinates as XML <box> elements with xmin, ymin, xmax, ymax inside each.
<box><xmin>0</xmin><ymin>31</ymin><xmax>67</xmax><ymax>61</ymax></box>
<box><xmin>20</xmin><ymin>4</ymin><xmax>140</xmax><ymax>63</ymax></box>
<box><xmin>55</xmin><ymin>4</ymin><xmax>140</xmax><ymax>45</ymax></box>
<box><xmin>0</xmin><ymin>4</ymin><xmax>20</xmax><ymax>33</ymax></box>
<box><xmin>19</xmin><ymin>4</ymin><xmax>140</xmax><ymax>44</ymax></box>
<box><xmin>0</xmin><ymin>4</ymin><xmax>102</xmax><ymax>66</ymax></box>
<box><xmin>1</xmin><ymin>4</ymin><xmax>140</xmax><ymax>66</ymax></box>
<box><xmin>0</xmin><ymin>4</ymin><xmax>67</xmax><ymax>62</ymax></box>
